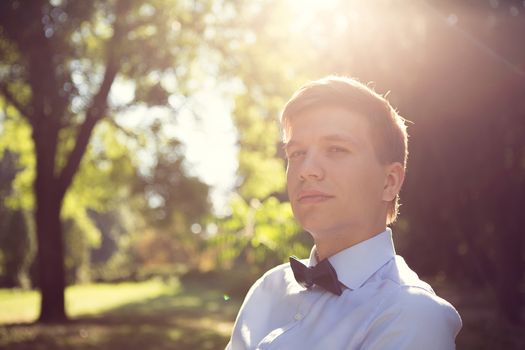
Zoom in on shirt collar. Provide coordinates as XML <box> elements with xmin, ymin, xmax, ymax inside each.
<box><xmin>308</xmin><ymin>228</ymin><xmax>396</xmax><ymax>290</ymax></box>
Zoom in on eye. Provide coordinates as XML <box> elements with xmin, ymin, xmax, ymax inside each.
<box><xmin>287</xmin><ymin>149</ymin><xmax>305</xmax><ymax>159</ymax></box>
<box><xmin>328</xmin><ymin>146</ymin><xmax>348</xmax><ymax>153</ymax></box>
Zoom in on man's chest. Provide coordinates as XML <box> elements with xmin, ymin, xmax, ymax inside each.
<box><xmin>249</xmin><ymin>285</ymin><xmax>389</xmax><ymax>350</ymax></box>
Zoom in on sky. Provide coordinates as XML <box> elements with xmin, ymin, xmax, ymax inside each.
<box><xmin>172</xmin><ymin>89</ymin><xmax>239</xmax><ymax>215</ymax></box>
<box><xmin>110</xmin><ymin>81</ymin><xmax>239</xmax><ymax>216</ymax></box>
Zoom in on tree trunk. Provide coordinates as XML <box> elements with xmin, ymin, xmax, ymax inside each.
<box><xmin>35</xmin><ymin>192</ymin><xmax>67</xmax><ymax>322</ymax></box>
<box><xmin>33</xmin><ymin>124</ymin><xmax>67</xmax><ymax>323</ymax></box>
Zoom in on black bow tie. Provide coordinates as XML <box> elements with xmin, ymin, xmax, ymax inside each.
<box><xmin>289</xmin><ymin>256</ymin><xmax>342</xmax><ymax>296</ymax></box>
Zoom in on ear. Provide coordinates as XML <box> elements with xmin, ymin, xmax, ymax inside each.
<box><xmin>382</xmin><ymin>162</ymin><xmax>405</xmax><ymax>202</ymax></box>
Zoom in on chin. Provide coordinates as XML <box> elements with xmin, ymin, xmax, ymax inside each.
<box><xmin>300</xmin><ymin>220</ymin><xmax>334</xmax><ymax>236</ymax></box>
<box><xmin>301</xmin><ymin>217</ymin><xmax>359</xmax><ymax>237</ymax></box>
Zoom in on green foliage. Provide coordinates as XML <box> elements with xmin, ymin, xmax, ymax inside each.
<box><xmin>137</xmin><ymin>148</ymin><xmax>210</xmax><ymax>229</ymax></box>
<box><xmin>0</xmin><ymin>108</ymin><xmax>141</xmax><ymax>284</ymax></box>
<box><xmin>213</xmin><ymin>194</ymin><xmax>310</xmax><ymax>273</ymax></box>
<box><xmin>63</xmin><ymin>218</ymin><xmax>92</xmax><ymax>285</ymax></box>
<box><xmin>0</xmin><ymin>146</ymin><xmax>36</xmax><ymax>289</ymax></box>
<box><xmin>0</xmin><ymin>108</ymin><xmax>35</xmax><ymax>211</ymax></box>
<box><xmin>0</xmin><ymin>210</ymin><xmax>35</xmax><ymax>288</ymax></box>
<box><xmin>238</xmin><ymin>151</ymin><xmax>285</xmax><ymax>200</ymax></box>
<box><xmin>211</xmin><ymin>1</ymin><xmax>317</xmax><ymax>272</ymax></box>
<box><xmin>0</xmin><ymin>0</ymin><xmax>230</xmax><ymax>295</ymax></box>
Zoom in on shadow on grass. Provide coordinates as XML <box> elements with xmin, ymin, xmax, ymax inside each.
<box><xmin>4</xmin><ymin>279</ymin><xmax>525</xmax><ymax>349</ymax></box>
<box><xmin>0</xmin><ymin>281</ymin><xmax>242</xmax><ymax>350</ymax></box>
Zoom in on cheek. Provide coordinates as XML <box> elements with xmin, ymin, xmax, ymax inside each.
<box><xmin>338</xmin><ymin>162</ymin><xmax>385</xmax><ymax>198</ymax></box>
<box><xmin>360</xmin><ymin>166</ymin><xmax>387</xmax><ymax>198</ymax></box>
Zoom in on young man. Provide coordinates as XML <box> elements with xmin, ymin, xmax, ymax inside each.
<box><xmin>226</xmin><ymin>76</ymin><xmax>462</xmax><ymax>349</ymax></box>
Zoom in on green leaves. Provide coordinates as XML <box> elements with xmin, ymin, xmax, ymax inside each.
<box><xmin>0</xmin><ymin>105</ymin><xmax>35</xmax><ymax>211</ymax></box>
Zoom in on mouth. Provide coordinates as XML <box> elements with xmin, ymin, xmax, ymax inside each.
<box><xmin>296</xmin><ymin>190</ymin><xmax>334</xmax><ymax>204</ymax></box>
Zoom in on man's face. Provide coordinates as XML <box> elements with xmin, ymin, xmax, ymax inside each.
<box><xmin>285</xmin><ymin>105</ymin><xmax>390</xmax><ymax>238</ymax></box>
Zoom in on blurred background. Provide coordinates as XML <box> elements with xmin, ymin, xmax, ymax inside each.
<box><xmin>0</xmin><ymin>0</ymin><xmax>524</xmax><ymax>349</ymax></box>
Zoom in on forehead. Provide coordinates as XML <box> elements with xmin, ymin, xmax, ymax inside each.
<box><xmin>283</xmin><ymin>105</ymin><xmax>371</xmax><ymax>145</ymax></box>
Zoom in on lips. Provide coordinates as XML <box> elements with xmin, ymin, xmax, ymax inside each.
<box><xmin>296</xmin><ymin>190</ymin><xmax>334</xmax><ymax>204</ymax></box>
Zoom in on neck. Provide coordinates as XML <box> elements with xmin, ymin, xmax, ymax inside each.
<box><xmin>313</xmin><ymin>224</ymin><xmax>387</xmax><ymax>261</ymax></box>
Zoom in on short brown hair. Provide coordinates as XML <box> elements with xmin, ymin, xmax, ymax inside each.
<box><xmin>281</xmin><ymin>76</ymin><xmax>408</xmax><ymax>224</ymax></box>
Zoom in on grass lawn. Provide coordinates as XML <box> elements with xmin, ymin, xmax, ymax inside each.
<box><xmin>0</xmin><ymin>278</ymin><xmax>242</xmax><ymax>350</ymax></box>
<box><xmin>2</xmin><ymin>278</ymin><xmax>524</xmax><ymax>349</ymax></box>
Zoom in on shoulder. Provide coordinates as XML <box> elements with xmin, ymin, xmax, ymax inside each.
<box><xmin>232</xmin><ymin>261</ymin><xmax>297</xmax><ymax>328</ymax></box>
<box><xmin>369</xmin><ymin>257</ymin><xmax>463</xmax><ymax>343</ymax></box>
<box><xmin>260</xmin><ymin>261</ymin><xmax>291</xmax><ymax>281</ymax></box>
<box><xmin>251</xmin><ymin>261</ymin><xmax>296</xmax><ymax>292</ymax></box>
<box><xmin>392</xmin><ymin>285</ymin><xmax>462</xmax><ymax>327</ymax></box>
<box><xmin>360</xmin><ymin>284</ymin><xmax>462</xmax><ymax>349</ymax></box>
<box><xmin>359</xmin><ymin>261</ymin><xmax>462</xmax><ymax>349</ymax></box>
<box><xmin>383</xmin><ymin>256</ymin><xmax>461</xmax><ymax>325</ymax></box>
<box><xmin>241</xmin><ymin>261</ymin><xmax>295</xmax><ymax>300</ymax></box>
<box><xmin>364</xmin><ymin>256</ymin><xmax>462</xmax><ymax>338</ymax></box>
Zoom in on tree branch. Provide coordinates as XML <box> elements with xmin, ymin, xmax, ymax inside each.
<box><xmin>106</xmin><ymin>116</ymin><xmax>140</xmax><ymax>140</ymax></box>
<box><xmin>57</xmin><ymin>0</ymin><xmax>130</xmax><ymax>198</ymax></box>
<box><xmin>0</xmin><ymin>83</ymin><xmax>31</xmax><ymax>120</ymax></box>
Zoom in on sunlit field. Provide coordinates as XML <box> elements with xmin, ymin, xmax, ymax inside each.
<box><xmin>0</xmin><ymin>279</ymin><xmax>242</xmax><ymax>350</ymax></box>
<box><xmin>0</xmin><ymin>279</ymin><xmax>172</xmax><ymax>324</ymax></box>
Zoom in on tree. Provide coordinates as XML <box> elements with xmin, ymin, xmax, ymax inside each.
<box><xmin>0</xmin><ymin>0</ymin><xmax>230</xmax><ymax>322</ymax></box>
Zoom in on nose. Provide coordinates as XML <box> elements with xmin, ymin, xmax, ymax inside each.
<box><xmin>299</xmin><ymin>151</ymin><xmax>324</xmax><ymax>181</ymax></box>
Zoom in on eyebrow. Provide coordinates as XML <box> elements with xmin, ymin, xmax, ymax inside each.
<box><xmin>283</xmin><ymin>133</ymin><xmax>359</xmax><ymax>151</ymax></box>
<box><xmin>321</xmin><ymin>134</ymin><xmax>359</xmax><ymax>145</ymax></box>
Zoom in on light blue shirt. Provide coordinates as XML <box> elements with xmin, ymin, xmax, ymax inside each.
<box><xmin>226</xmin><ymin>228</ymin><xmax>462</xmax><ymax>349</ymax></box>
